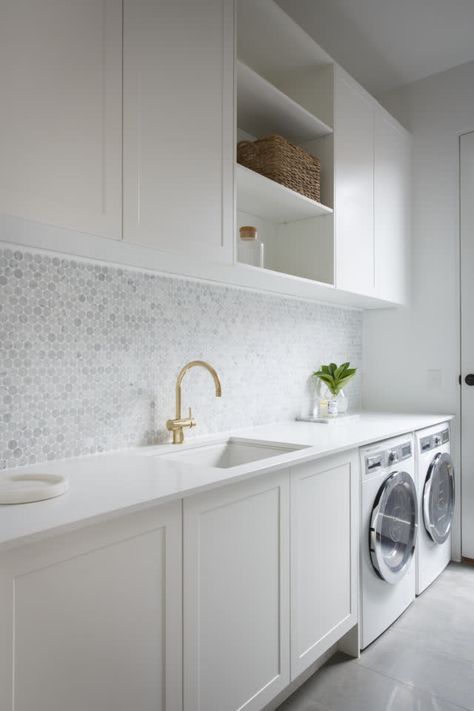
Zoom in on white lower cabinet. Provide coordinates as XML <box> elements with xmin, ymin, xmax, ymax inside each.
<box><xmin>183</xmin><ymin>471</ymin><xmax>290</xmax><ymax>711</ymax></box>
<box><xmin>1</xmin><ymin>453</ymin><xmax>359</xmax><ymax>711</ymax></box>
<box><xmin>290</xmin><ymin>452</ymin><xmax>359</xmax><ymax>679</ymax></box>
<box><xmin>0</xmin><ymin>502</ymin><xmax>182</xmax><ymax>711</ymax></box>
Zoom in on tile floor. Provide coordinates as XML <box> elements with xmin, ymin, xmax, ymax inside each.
<box><xmin>280</xmin><ymin>563</ymin><xmax>474</xmax><ymax>711</ymax></box>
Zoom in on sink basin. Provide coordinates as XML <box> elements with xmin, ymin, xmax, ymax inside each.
<box><xmin>159</xmin><ymin>438</ymin><xmax>307</xmax><ymax>469</ymax></box>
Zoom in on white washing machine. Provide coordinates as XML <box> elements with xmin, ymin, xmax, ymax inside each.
<box><xmin>415</xmin><ymin>423</ymin><xmax>454</xmax><ymax>595</ymax></box>
<box><xmin>360</xmin><ymin>434</ymin><xmax>417</xmax><ymax>649</ymax></box>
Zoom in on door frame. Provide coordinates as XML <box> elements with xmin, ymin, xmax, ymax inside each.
<box><xmin>459</xmin><ymin>130</ymin><xmax>474</xmax><ymax>562</ymax></box>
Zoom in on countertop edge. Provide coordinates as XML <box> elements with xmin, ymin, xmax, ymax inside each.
<box><xmin>0</xmin><ymin>413</ymin><xmax>455</xmax><ymax>553</ymax></box>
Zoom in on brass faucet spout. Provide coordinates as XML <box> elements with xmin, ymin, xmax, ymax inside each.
<box><xmin>167</xmin><ymin>360</ymin><xmax>222</xmax><ymax>444</ymax></box>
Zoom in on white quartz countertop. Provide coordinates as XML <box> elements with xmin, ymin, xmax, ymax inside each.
<box><xmin>0</xmin><ymin>412</ymin><xmax>453</xmax><ymax>552</ymax></box>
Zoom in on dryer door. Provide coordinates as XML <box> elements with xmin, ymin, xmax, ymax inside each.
<box><xmin>370</xmin><ymin>471</ymin><xmax>418</xmax><ymax>584</ymax></box>
<box><xmin>423</xmin><ymin>452</ymin><xmax>455</xmax><ymax>544</ymax></box>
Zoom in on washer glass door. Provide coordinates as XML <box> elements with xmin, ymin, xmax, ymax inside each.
<box><xmin>423</xmin><ymin>452</ymin><xmax>455</xmax><ymax>544</ymax></box>
<box><xmin>370</xmin><ymin>471</ymin><xmax>418</xmax><ymax>584</ymax></box>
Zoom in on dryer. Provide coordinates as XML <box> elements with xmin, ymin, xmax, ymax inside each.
<box><xmin>415</xmin><ymin>423</ymin><xmax>454</xmax><ymax>595</ymax></box>
<box><xmin>360</xmin><ymin>434</ymin><xmax>417</xmax><ymax>649</ymax></box>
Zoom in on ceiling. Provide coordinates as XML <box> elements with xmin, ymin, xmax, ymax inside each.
<box><xmin>276</xmin><ymin>0</ymin><xmax>474</xmax><ymax>94</ymax></box>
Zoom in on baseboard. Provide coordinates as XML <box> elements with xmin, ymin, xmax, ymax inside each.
<box><xmin>262</xmin><ymin>644</ymin><xmax>337</xmax><ymax>711</ymax></box>
<box><xmin>461</xmin><ymin>556</ymin><xmax>474</xmax><ymax>565</ymax></box>
<box><xmin>261</xmin><ymin>622</ymin><xmax>360</xmax><ymax>710</ymax></box>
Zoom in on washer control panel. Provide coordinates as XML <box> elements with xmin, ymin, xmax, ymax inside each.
<box><xmin>420</xmin><ymin>428</ymin><xmax>449</xmax><ymax>453</ymax></box>
<box><xmin>365</xmin><ymin>441</ymin><xmax>412</xmax><ymax>474</ymax></box>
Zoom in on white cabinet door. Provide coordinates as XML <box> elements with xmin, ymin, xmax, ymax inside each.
<box><xmin>183</xmin><ymin>471</ymin><xmax>290</xmax><ymax>711</ymax></box>
<box><xmin>334</xmin><ymin>72</ymin><xmax>375</xmax><ymax>296</ymax></box>
<box><xmin>290</xmin><ymin>451</ymin><xmax>359</xmax><ymax>679</ymax></box>
<box><xmin>0</xmin><ymin>0</ymin><xmax>122</xmax><ymax>239</ymax></box>
<box><xmin>374</xmin><ymin>108</ymin><xmax>411</xmax><ymax>305</ymax></box>
<box><xmin>123</xmin><ymin>0</ymin><xmax>234</xmax><ymax>264</ymax></box>
<box><xmin>0</xmin><ymin>503</ymin><xmax>182</xmax><ymax>711</ymax></box>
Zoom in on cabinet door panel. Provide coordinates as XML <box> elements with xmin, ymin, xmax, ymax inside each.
<box><xmin>335</xmin><ymin>75</ymin><xmax>375</xmax><ymax>296</ymax></box>
<box><xmin>290</xmin><ymin>452</ymin><xmax>358</xmax><ymax>678</ymax></box>
<box><xmin>374</xmin><ymin>109</ymin><xmax>411</xmax><ymax>304</ymax></box>
<box><xmin>0</xmin><ymin>0</ymin><xmax>122</xmax><ymax>239</ymax></box>
<box><xmin>123</xmin><ymin>0</ymin><xmax>234</xmax><ymax>264</ymax></box>
<box><xmin>0</xmin><ymin>504</ymin><xmax>182</xmax><ymax>711</ymax></box>
<box><xmin>184</xmin><ymin>471</ymin><xmax>290</xmax><ymax>711</ymax></box>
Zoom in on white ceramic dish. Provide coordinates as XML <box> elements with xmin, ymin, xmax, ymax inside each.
<box><xmin>0</xmin><ymin>473</ymin><xmax>69</xmax><ymax>505</ymax></box>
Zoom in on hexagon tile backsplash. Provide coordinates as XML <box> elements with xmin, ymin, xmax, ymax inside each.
<box><xmin>0</xmin><ymin>246</ymin><xmax>363</xmax><ymax>469</ymax></box>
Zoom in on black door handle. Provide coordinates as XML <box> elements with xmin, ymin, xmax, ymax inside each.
<box><xmin>465</xmin><ymin>374</ymin><xmax>474</xmax><ymax>386</ymax></box>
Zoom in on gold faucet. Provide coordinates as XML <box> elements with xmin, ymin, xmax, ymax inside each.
<box><xmin>166</xmin><ymin>360</ymin><xmax>222</xmax><ymax>444</ymax></box>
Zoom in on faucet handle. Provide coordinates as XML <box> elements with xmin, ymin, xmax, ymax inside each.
<box><xmin>188</xmin><ymin>407</ymin><xmax>196</xmax><ymax>428</ymax></box>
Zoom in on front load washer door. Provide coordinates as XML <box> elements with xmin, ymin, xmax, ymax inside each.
<box><xmin>423</xmin><ymin>452</ymin><xmax>455</xmax><ymax>544</ymax></box>
<box><xmin>370</xmin><ymin>471</ymin><xmax>418</xmax><ymax>584</ymax></box>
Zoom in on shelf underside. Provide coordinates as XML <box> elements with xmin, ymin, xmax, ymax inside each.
<box><xmin>237</xmin><ymin>61</ymin><xmax>332</xmax><ymax>143</ymax></box>
<box><xmin>236</xmin><ymin>164</ymin><xmax>333</xmax><ymax>223</ymax></box>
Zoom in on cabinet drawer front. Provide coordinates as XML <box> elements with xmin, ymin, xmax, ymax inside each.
<box><xmin>183</xmin><ymin>472</ymin><xmax>290</xmax><ymax>711</ymax></box>
<box><xmin>290</xmin><ymin>452</ymin><xmax>359</xmax><ymax>678</ymax></box>
<box><xmin>123</xmin><ymin>0</ymin><xmax>234</xmax><ymax>264</ymax></box>
<box><xmin>374</xmin><ymin>109</ymin><xmax>411</xmax><ymax>304</ymax></box>
<box><xmin>0</xmin><ymin>0</ymin><xmax>122</xmax><ymax>239</ymax></box>
<box><xmin>335</xmin><ymin>75</ymin><xmax>375</xmax><ymax>296</ymax></box>
<box><xmin>0</xmin><ymin>503</ymin><xmax>182</xmax><ymax>711</ymax></box>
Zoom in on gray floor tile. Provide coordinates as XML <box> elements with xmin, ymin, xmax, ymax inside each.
<box><xmin>283</xmin><ymin>654</ymin><xmax>464</xmax><ymax>711</ymax></box>
<box><xmin>358</xmin><ymin>631</ymin><xmax>474</xmax><ymax>710</ymax></box>
<box><xmin>392</xmin><ymin>592</ymin><xmax>474</xmax><ymax>663</ymax></box>
<box><xmin>279</xmin><ymin>563</ymin><xmax>474</xmax><ymax>711</ymax></box>
<box><xmin>417</xmin><ymin>563</ymin><xmax>474</xmax><ymax>608</ymax></box>
<box><xmin>281</xmin><ymin>698</ymin><xmax>330</xmax><ymax>711</ymax></box>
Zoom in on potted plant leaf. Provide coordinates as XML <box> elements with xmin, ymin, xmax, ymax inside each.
<box><xmin>313</xmin><ymin>362</ymin><xmax>357</xmax><ymax>417</ymax></box>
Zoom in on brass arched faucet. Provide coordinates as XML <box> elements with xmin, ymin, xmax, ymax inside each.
<box><xmin>166</xmin><ymin>360</ymin><xmax>222</xmax><ymax>444</ymax></box>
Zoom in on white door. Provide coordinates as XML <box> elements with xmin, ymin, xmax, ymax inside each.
<box><xmin>374</xmin><ymin>108</ymin><xmax>411</xmax><ymax>305</ymax></box>
<box><xmin>0</xmin><ymin>0</ymin><xmax>122</xmax><ymax>239</ymax></box>
<box><xmin>0</xmin><ymin>503</ymin><xmax>182</xmax><ymax>711</ymax></box>
<box><xmin>123</xmin><ymin>0</ymin><xmax>234</xmax><ymax>264</ymax></box>
<box><xmin>334</xmin><ymin>71</ymin><xmax>375</xmax><ymax>296</ymax></box>
<box><xmin>183</xmin><ymin>471</ymin><xmax>290</xmax><ymax>711</ymax></box>
<box><xmin>460</xmin><ymin>131</ymin><xmax>474</xmax><ymax>558</ymax></box>
<box><xmin>290</xmin><ymin>452</ymin><xmax>358</xmax><ymax>678</ymax></box>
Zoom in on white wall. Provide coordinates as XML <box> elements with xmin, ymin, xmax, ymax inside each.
<box><xmin>363</xmin><ymin>60</ymin><xmax>474</xmax><ymax>560</ymax></box>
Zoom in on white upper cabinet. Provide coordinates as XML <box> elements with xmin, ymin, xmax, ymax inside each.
<box><xmin>123</xmin><ymin>0</ymin><xmax>235</xmax><ymax>264</ymax></box>
<box><xmin>0</xmin><ymin>0</ymin><xmax>410</xmax><ymax>309</ymax></box>
<box><xmin>0</xmin><ymin>0</ymin><xmax>122</xmax><ymax>239</ymax></box>
<box><xmin>374</xmin><ymin>108</ymin><xmax>411</xmax><ymax>304</ymax></box>
<box><xmin>334</xmin><ymin>71</ymin><xmax>375</xmax><ymax>297</ymax></box>
<box><xmin>334</xmin><ymin>68</ymin><xmax>411</xmax><ymax>304</ymax></box>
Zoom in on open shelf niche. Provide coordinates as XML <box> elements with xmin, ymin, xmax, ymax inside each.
<box><xmin>235</xmin><ymin>54</ymin><xmax>336</xmax><ymax>286</ymax></box>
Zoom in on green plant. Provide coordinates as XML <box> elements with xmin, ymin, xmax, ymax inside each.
<box><xmin>313</xmin><ymin>362</ymin><xmax>357</xmax><ymax>397</ymax></box>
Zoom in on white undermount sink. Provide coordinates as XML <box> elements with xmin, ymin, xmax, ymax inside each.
<box><xmin>159</xmin><ymin>438</ymin><xmax>308</xmax><ymax>469</ymax></box>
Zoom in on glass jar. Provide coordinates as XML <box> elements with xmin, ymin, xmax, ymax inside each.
<box><xmin>336</xmin><ymin>389</ymin><xmax>349</xmax><ymax>414</ymax></box>
<box><xmin>327</xmin><ymin>398</ymin><xmax>338</xmax><ymax>417</ymax></box>
<box><xmin>237</xmin><ymin>226</ymin><xmax>264</xmax><ymax>268</ymax></box>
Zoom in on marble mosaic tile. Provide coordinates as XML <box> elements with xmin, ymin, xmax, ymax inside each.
<box><xmin>0</xmin><ymin>246</ymin><xmax>363</xmax><ymax>469</ymax></box>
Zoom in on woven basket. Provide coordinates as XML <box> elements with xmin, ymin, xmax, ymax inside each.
<box><xmin>237</xmin><ymin>134</ymin><xmax>321</xmax><ymax>203</ymax></box>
